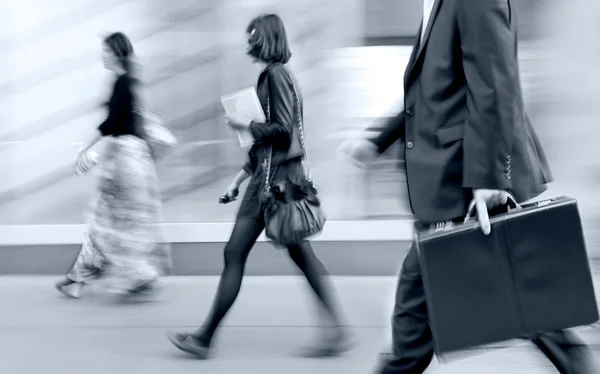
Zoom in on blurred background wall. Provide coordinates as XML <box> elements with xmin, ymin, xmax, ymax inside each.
<box><xmin>533</xmin><ymin>0</ymin><xmax>600</xmax><ymax>255</ymax></box>
<box><xmin>1</xmin><ymin>0</ymin><xmax>599</xmax><ymax>254</ymax></box>
<box><xmin>0</xmin><ymin>0</ymin><xmax>368</xmax><ymax>224</ymax></box>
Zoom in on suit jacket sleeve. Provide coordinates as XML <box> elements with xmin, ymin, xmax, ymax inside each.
<box><xmin>369</xmin><ymin>110</ymin><xmax>406</xmax><ymax>154</ymax></box>
<box><xmin>457</xmin><ymin>0</ymin><xmax>518</xmax><ymax>190</ymax></box>
<box><xmin>249</xmin><ymin>65</ymin><xmax>294</xmax><ymax>145</ymax></box>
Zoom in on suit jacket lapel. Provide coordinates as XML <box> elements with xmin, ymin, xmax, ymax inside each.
<box><xmin>406</xmin><ymin>0</ymin><xmax>443</xmax><ymax>86</ymax></box>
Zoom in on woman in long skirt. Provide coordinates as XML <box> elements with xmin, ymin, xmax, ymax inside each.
<box><xmin>54</xmin><ymin>32</ymin><xmax>172</xmax><ymax>300</ymax></box>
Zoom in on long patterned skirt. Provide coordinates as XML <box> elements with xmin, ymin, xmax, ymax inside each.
<box><xmin>67</xmin><ymin>135</ymin><xmax>172</xmax><ymax>293</ymax></box>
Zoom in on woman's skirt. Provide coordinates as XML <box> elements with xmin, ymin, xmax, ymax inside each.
<box><xmin>237</xmin><ymin>156</ymin><xmax>305</xmax><ymax>220</ymax></box>
<box><xmin>67</xmin><ymin>135</ymin><xmax>172</xmax><ymax>292</ymax></box>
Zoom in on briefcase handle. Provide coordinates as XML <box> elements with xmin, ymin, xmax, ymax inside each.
<box><xmin>463</xmin><ymin>192</ymin><xmax>521</xmax><ymax>224</ymax></box>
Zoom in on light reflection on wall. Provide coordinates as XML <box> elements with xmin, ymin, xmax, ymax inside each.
<box><xmin>532</xmin><ymin>0</ymin><xmax>600</xmax><ymax>256</ymax></box>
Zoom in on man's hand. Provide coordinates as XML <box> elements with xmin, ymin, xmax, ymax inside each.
<box><xmin>473</xmin><ymin>189</ymin><xmax>509</xmax><ymax>235</ymax></box>
<box><xmin>337</xmin><ymin>138</ymin><xmax>378</xmax><ymax>168</ymax></box>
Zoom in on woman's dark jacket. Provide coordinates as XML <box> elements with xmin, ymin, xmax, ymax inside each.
<box><xmin>243</xmin><ymin>63</ymin><xmax>303</xmax><ymax>175</ymax></box>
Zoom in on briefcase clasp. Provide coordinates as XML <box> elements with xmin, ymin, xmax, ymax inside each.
<box><xmin>535</xmin><ymin>198</ymin><xmax>556</xmax><ymax>207</ymax></box>
<box><xmin>428</xmin><ymin>220</ymin><xmax>455</xmax><ymax>233</ymax></box>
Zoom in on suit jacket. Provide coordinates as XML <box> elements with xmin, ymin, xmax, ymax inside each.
<box><xmin>243</xmin><ymin>63</ymin><xmax>303</xmax><ymax>175</ymax></box>
<box><xmin>371</xmin><ymin>0</ymin><xmax>552</xmax><ymax>223</ymax></box>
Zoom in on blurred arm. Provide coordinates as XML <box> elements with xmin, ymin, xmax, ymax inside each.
<box><xmin>80</xmin><ymin>132</ymin><xmax>102</xmax><ymax>153</ymax></box>
<box><xmin>369</xmin><ymin>110</ymin><xmax>406</xmax><ymax>154</ymax></box>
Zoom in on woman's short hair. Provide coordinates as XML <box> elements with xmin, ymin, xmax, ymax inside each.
<box><xmin>246</xmin><ymin>14</ymin><xmax>292</xmax><ymax>64</ymax></box>
<box><xmin>103</xmin><ymin>32</ymin><xmax>135</xmax><ymax>73</ymax></box>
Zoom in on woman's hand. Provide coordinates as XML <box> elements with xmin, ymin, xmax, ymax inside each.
<box><xmin>74</xmin><ymin>148</ymin><xmax>97</xmax><ymax>176</ymax></box>
<box><xmin>225</xmin><ymin>114</ymin><xmax>250</xmax><ymax>131</ymax></box>
<box><xmin>74</xmin><ymin>149</ymin><xmax>86</xmax><ymax>175</ymax></box>
<box><xmin>224</xmin><ymin>182</ymin><xmax>240</xmax><ymax>199</ymax></box>
<box><xmin>219</xmin><ymin>181</ymin><xmax>240</xmax><ymax>204</ymax></box>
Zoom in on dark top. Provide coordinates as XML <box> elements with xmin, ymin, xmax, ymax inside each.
<box><xmin>243</xmin><ymin>63</ymin><xmax>303</xmax><ymax>175</ymax></box>
<box><xmin>98</xmin><ymin>74</ymin><xmax>139</xmax><ymax>138</ymax></box>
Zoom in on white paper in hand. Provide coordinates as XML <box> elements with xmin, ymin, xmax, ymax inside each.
<box><xmin>221</xmin><ymin>88</ymin><xmax>266</xmax><ymax>148</ymax></box>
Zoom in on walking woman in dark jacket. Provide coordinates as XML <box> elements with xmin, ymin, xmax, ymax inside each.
<box><xmin>167</xmin><ymin>14</ymin><xmax>351</xmax><ymax>358</ymax></box>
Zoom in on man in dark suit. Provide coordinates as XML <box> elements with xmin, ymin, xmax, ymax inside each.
<box><xmin>339</xmin><ymin>0</ymin><xmax>594</xmax><ymax>372</ymax></box>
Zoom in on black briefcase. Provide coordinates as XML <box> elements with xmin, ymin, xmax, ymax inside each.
<box><xmin>416</xmin><ymin>196</ymin><xmax>599</xmax><ymax>356</ymax></box>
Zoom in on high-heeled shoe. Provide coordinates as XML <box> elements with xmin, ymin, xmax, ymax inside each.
<box><xmin>54</xmin><ymin>278</ymin><xmax>83</xmax><ymax>299</ymax></box>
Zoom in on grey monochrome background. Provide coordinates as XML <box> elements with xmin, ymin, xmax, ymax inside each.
<box><xmin>2</xmin><ymin>1</ymin><xmax>599</xmax><ymax>248</ymax></box>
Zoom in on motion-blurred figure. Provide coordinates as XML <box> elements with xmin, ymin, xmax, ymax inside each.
<box><xmin>167</xmin><ymin>14</ymin><xmax>351</xmax><ymax>359</ymax></box>
<box><xmin>339</xmin><ymin>0</ymin><xmax>594</xmax><ymax>373</ymax></box>
<box><xmin>55</xmin><ymin>32</ymin><xmax>172</xmax><ymax>301</ymax></box>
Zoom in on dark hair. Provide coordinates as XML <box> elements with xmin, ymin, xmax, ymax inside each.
<box><xmin>246</xmin><ymin>14</ymin><xmax>292</xmax><ymax>64</ymax></box>
<box><xmin>103</xmin><ymin>32</ymin><xmax>135</xmax><ymax>74</ymax></box>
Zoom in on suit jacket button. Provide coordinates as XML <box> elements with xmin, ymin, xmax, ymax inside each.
<box><xmin>406</xmin><ymin>108</ymin><xmax>414</xmax><ymax>116</ymax></box>
<box><xmin>407</xmin><ymin>141</ymin><xmax>415</xmax><ymax>149</ymax></box>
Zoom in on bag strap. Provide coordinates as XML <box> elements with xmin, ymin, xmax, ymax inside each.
<box><xmin>288</xmin><ymin>73</ymin><xmax>312</xmax><ymax>182</ymax></box>
<box><xmin>263</xmin><ymin>67</ymin><xmax>311</xmax><ymax>194</ymax></box>
<box><xmin>264</xmin><ymin>100</ymin><xmax>273</xmax><ymax>194</ymax></box>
